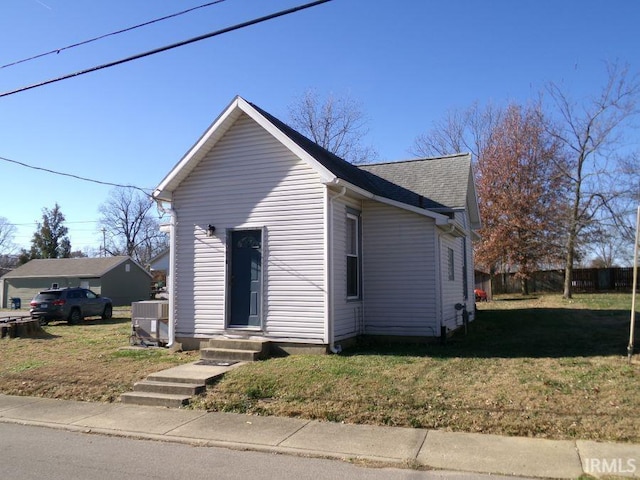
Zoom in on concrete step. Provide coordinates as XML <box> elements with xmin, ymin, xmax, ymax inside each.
<box><xmin>200</xmin><ymin>347</ymin><xmax>261</xmax><ymax>362</ymax></box>
<box><xmin>146</xmin><ymin>365</ymin><xmax>229</xmax><ymax>385</ymax></box>
<box><xmin>204</xmin><ymin>338</ymin><xmax>270</xmax><ymax>357</ymax></box>
<box><xmin>133</xmin><ymin>380</ymin><xmax>205</xmax><ymax>396</ymax></box>
<box><xmin>120</xmin><ymin>391</ymin><xmax>191</xmax><ymax>408</ymax></box>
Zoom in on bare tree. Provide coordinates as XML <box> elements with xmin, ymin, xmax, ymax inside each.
<box><xmin>0</xmin><ymin>217</ymin><xmax>16</xmax><ymax>255</ymax></box>
<box><xmin>545</xmin><ymin>62</ymin><xmax>640</xmax><ymax>298</ymax></box>
<box><xmin>588</xmin><ymin>224</ymin><xmax>631</xmax><ymax>267</ymax></box>
<box><xmin>288</xmin><ymin>89</ymin><xmax>377</xmax><ymax>164</ymax></box>
<box><xmin>411</xmin><ymin>102</ymin><xmax>502</xmax><ymax>159</ymax></box>
<box><xmin>99</xmin><ymin>188</ymin><xmax>168</xmax><ymax>265</ymax></box>
<box><xmin>617</xmin><ymin>152</ymin><xmax>640</xmax><ymax>247</ymax></box>
<box><xmin>0</xmin><ymin>217</ymin><xmax>17</xmax><ymax>272</ymax></box>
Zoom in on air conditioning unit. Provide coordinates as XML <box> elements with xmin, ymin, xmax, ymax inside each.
<box><xmin>131</xmin><ymin>300</ymin><xmax>169</xmax><ymax>346</ymax></box>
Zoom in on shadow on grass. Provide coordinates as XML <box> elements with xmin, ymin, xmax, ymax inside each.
<box><xmin>497</xmin><ymin>296</ymin><xmax>540</xmax><ymax>302</ymax></box>
<box><xmin>43</xmin><ymin>317</ymin><xmax>131</xmax><ymax>327</ymax></box>
<box><xmin>347</xmin><ymin>308</ymin><xmax>637</xmax><ymax>359</ymax></box>
<box><xmin>82</xmin><ymin>317</ymin><xmax>130</xmax><ymax>327</ymax></box>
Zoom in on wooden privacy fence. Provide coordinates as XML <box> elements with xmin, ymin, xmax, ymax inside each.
<box><xmin>489</xmin><ymin>267</ymin><xmax>637</xmax><ymax>294</ymax></box>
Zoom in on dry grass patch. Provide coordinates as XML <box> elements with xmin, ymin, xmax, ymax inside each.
<box><xmin>191</xmin><ymin>293</ymin><xmax>640</xmax><ymax>442</ymax></box>
<box><xmin>2</xmin><ymin>294</ymin><xmax>638</xmax><ymax>442</ymax></box>
<box><xmin>0</xmin><ymin>307</ymin><xmax>197</xmax><ymax>402</ymax></box>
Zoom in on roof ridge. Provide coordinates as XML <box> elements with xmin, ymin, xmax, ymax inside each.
<box><xmin>359</xmin><ymin>152</ymin><xmax>470</xmax><ymax>167</ymax></box>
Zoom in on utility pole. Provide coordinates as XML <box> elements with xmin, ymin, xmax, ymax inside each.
<box><xmin>629</xmin><ymin>206</ymin><xmax>639</xmax><ymax>364</ymax></box>
<box><xmin>102</xmin><ymin>228</ymin><xmax>106</xmax><ymax>257</ymax></box>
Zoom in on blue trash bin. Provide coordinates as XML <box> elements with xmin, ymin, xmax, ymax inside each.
<box><xmin>10</xmin><ymin>298</ymin><xmax>21</xmax><ymax>309</ymax></box>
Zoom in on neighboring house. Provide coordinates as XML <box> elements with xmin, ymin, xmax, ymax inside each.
<box><xmin>148</xmin><ymin>249</ymin><xmax>170</xmax><ymax>274</ymax></box>
<box><xmin>153</xmin><ymin>96</ymin><xmax>480</xmax><ymax>351</ymax></box>
<box><xmin>148</xmin><ymin>249</ymin><xmax>170</xmax><ymax>298</ymax></box>
<box><xmin>0</xmin><ymin>256</ymin><xmax>152</xmax><ymax>308</ymax></box>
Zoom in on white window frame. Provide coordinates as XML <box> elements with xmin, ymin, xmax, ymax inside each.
<box><xmin>448</xmin><ymin>247</ymin><xmax>455</xmax><ymax>281</ymax></box>
<box><xmin>346</xmin><ymin>212</ymin><xmax>360</xmax><ymax>299</ymax></box>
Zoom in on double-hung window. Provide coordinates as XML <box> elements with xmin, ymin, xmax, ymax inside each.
<box><xmin>346</xmin><ymin>213</ymin><xmax>360</xmax><ymax>299</ymax></box>
<box><xmin>447</xmin><ymin>247</ymin><xmax>455</xmax><ymax>281</ymax></box>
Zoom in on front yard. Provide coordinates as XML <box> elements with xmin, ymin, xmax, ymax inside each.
<box><xmin>1</xmin><ymin>294</ymin><xmax>638</xmax><ymax>442</ymax></box>
<box><xmin>0</xmin><ymin>307</ymin><xmax>197</xmax><ymax>402</ymax></box>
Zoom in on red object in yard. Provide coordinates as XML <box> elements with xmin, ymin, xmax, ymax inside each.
<box><xmin>474</xmin><ymin>289</ymin><xmax>488</xmax><ymax>302</ymax></box>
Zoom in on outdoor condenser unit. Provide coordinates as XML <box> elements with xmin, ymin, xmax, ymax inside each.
<box><xmin>131</xmin><ymin>300</ymin><xmax>169</xmax><ymax>346</ymax></box>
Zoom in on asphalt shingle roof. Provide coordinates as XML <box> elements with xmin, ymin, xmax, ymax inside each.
<box><xmin>359</xmin><ymin>155</ymin><xmax>473</xmax><ymax>211</ymax></box>
<box><xmin>155</xmin><ymin>97</ymin><xmax>475</xmax><ymax>219</ymax></box>
<box><xmin>2</xmin><ymin>256</ymin><xmax>133</xmax><ymax>279</ymax></box>
<box><xmin>249</xmin><ymin>103</ymin><xmax>452</xmax><ymax>211</ymax></box>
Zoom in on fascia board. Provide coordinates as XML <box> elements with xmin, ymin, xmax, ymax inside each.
<box><xmin>467</xmin><ymin>163</ymin><xmax>482</xmax><ymax>229</ymax></box>
<box><xmin>152</xmin><ymin>96</ymin><xmax>244</xmax><ymax>199</ymax></box>
<box><xmin>331</xmin><ymin>179</ymin><xmax>450</xmax><ymax>223</ymax></box>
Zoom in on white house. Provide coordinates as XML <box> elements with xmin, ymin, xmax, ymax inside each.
<box><xmin>153</xmin><ymin>96</ymin><xmax>480</xmax><ymax>352</ymax></box>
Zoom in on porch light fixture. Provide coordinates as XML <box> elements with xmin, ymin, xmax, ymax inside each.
<box><xmin>207</xmin><ymin>224</ymin><xmax>216</xmax><ymax>237</ymax></box>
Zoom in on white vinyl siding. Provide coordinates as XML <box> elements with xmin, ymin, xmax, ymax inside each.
<box><xmin>440</xmin><ymin>234</ymin><xmax>465</xmax><ymax>330</ymax></box>
<box><xmin>452</xmin><ymin>210</ymin><xmax>475</xmax><ymax>319</ymax></box>
<box><xmin>460</xmin><ymin>212</ymin><xmax>476</xmax><ymax>321</ymax></box>
<box><xmin>172</xmin><ymin>113</ymin><xmax>326</xmax><ymax>342</ymax></box>
<box><xmin>332</xmin><ymin>196</ymin><xmax>364</xmax><ymax>340</ymax></box>
<box><xmin>361</xmin><ymin>201</ymin><xmax>439</xmax><ymax>337</ymax></box>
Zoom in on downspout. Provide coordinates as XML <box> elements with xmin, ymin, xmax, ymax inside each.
<box><xmin>156</xmin><ymin>199</ymin><xmax>177</xmax><ymax>348</ymax></box>
<box><xmin>327</xmin><ymin>186</ymin><xmax>347</xmax><ymax>354</ymax></box>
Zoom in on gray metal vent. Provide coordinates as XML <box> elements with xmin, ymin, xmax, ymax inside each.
<box><xmin>131</xmin><ymin>300</ymin><xmax>169</xmax><ymax>346</ymax></box>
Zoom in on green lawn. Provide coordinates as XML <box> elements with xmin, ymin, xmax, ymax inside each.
<box><xmin>191</xmin><ymin>293</ymin><xmax>640</xmax><ymax>442</ymax></box>
<box><xmin>1</xmin><ymin>294</ymin><xmax>638</xmax><ymax>442</ymax></box>
<box><xmin>0</xmin><ymin>307</ymin><xmax>198</xmax><ymax>402</ymax></box>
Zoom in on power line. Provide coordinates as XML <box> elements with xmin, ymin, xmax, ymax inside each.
<box><xmin>0</xmin><ymin>0</ymin><xmax>333</xmax><ymax>99</ymax></box>
<box><xmin>1</xmin><ymin>0</ymin><xmax>228</xmax><ymax>69</ymax></box>
<box><xmin>9</xmin><ymin>221</ymin><xmax>99</xmax><ymax>226</ymax></box>
<box><xmin>0</xmin><ymin>154</ymin><xmax>151</xmax><ymax>193</ymax></box>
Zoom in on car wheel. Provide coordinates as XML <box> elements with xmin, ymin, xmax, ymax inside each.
<box><xmin>37</xmin><ymin>317</ymin><xmax>49</xmax><ymax>326</ymax></box>
<box><xmin>102</xmin><ymin>304</ymin><xmax>113</xmax><ymax>320</ymax></box>
<box><xmin>68</xmin><ymin>308</ymin><xmax>82</xmax><ymax>325</ymax></box>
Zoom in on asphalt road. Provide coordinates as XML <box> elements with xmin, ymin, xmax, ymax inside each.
<box><xmin>0</xmin><ymin>423</ymin><xmax>532</xmax><ymax>480</ymax></box>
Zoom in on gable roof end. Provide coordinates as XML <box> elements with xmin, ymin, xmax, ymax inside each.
<box><xmin>152</xmin><ymin>96</ymin><xmax>465</xmax><ymax>224</ymax></box>
<box><xmin>153</xmin><ymin>96</ymin><xmax>338</xmax><ymax>201</ymax></box>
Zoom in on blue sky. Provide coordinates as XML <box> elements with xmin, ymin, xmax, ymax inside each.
<box><xmin>0</xmin><ymin>0</ymin><xmax>638</xmax><ymax>253</ymax></box>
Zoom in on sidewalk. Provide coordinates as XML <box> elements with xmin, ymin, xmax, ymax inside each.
<box><xmin>0</xmin><ymin>393</ymin><xmax>638</xmax><ymax>479</ymax></box>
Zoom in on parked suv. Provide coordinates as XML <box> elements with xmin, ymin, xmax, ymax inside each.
<box><xmin>29</xmin><ymin>287</ymin><xmax>113</xmax><ymax>325</ymax></box>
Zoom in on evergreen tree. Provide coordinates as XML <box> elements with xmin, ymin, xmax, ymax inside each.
<box><xmin>27</xmin><ymin>203</ymin><xmax>72</xmax><ymax>260</ymax></box>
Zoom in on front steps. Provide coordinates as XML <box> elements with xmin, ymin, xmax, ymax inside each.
<box><xmin>120</xmin><ymin>365</ymin><xmax>215</xmax><ymax>408</ymax></box>
<box><xmin>120</xmin><ymin>338</ymin><xmax>271</xmax><ymax>408</ymax></box>
<box><xmin>120</xmin><ymin>391</ymin><xmax>193</xmax><ymax>408</ymax></box>
<box><xmin>200</xmin><ymin>338</ymin><xmax>271</xmax><ymax>363</ymax></box>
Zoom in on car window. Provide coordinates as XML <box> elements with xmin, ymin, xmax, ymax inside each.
<box><xmin>85</xmin><ymin>290</ymin><xmax>97</xmax><ymax>299</ymax></box>
<box><xmin>35</xmin><ymin>292</ymin><xmax>60</xmax><ymax>301</ymax></box>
